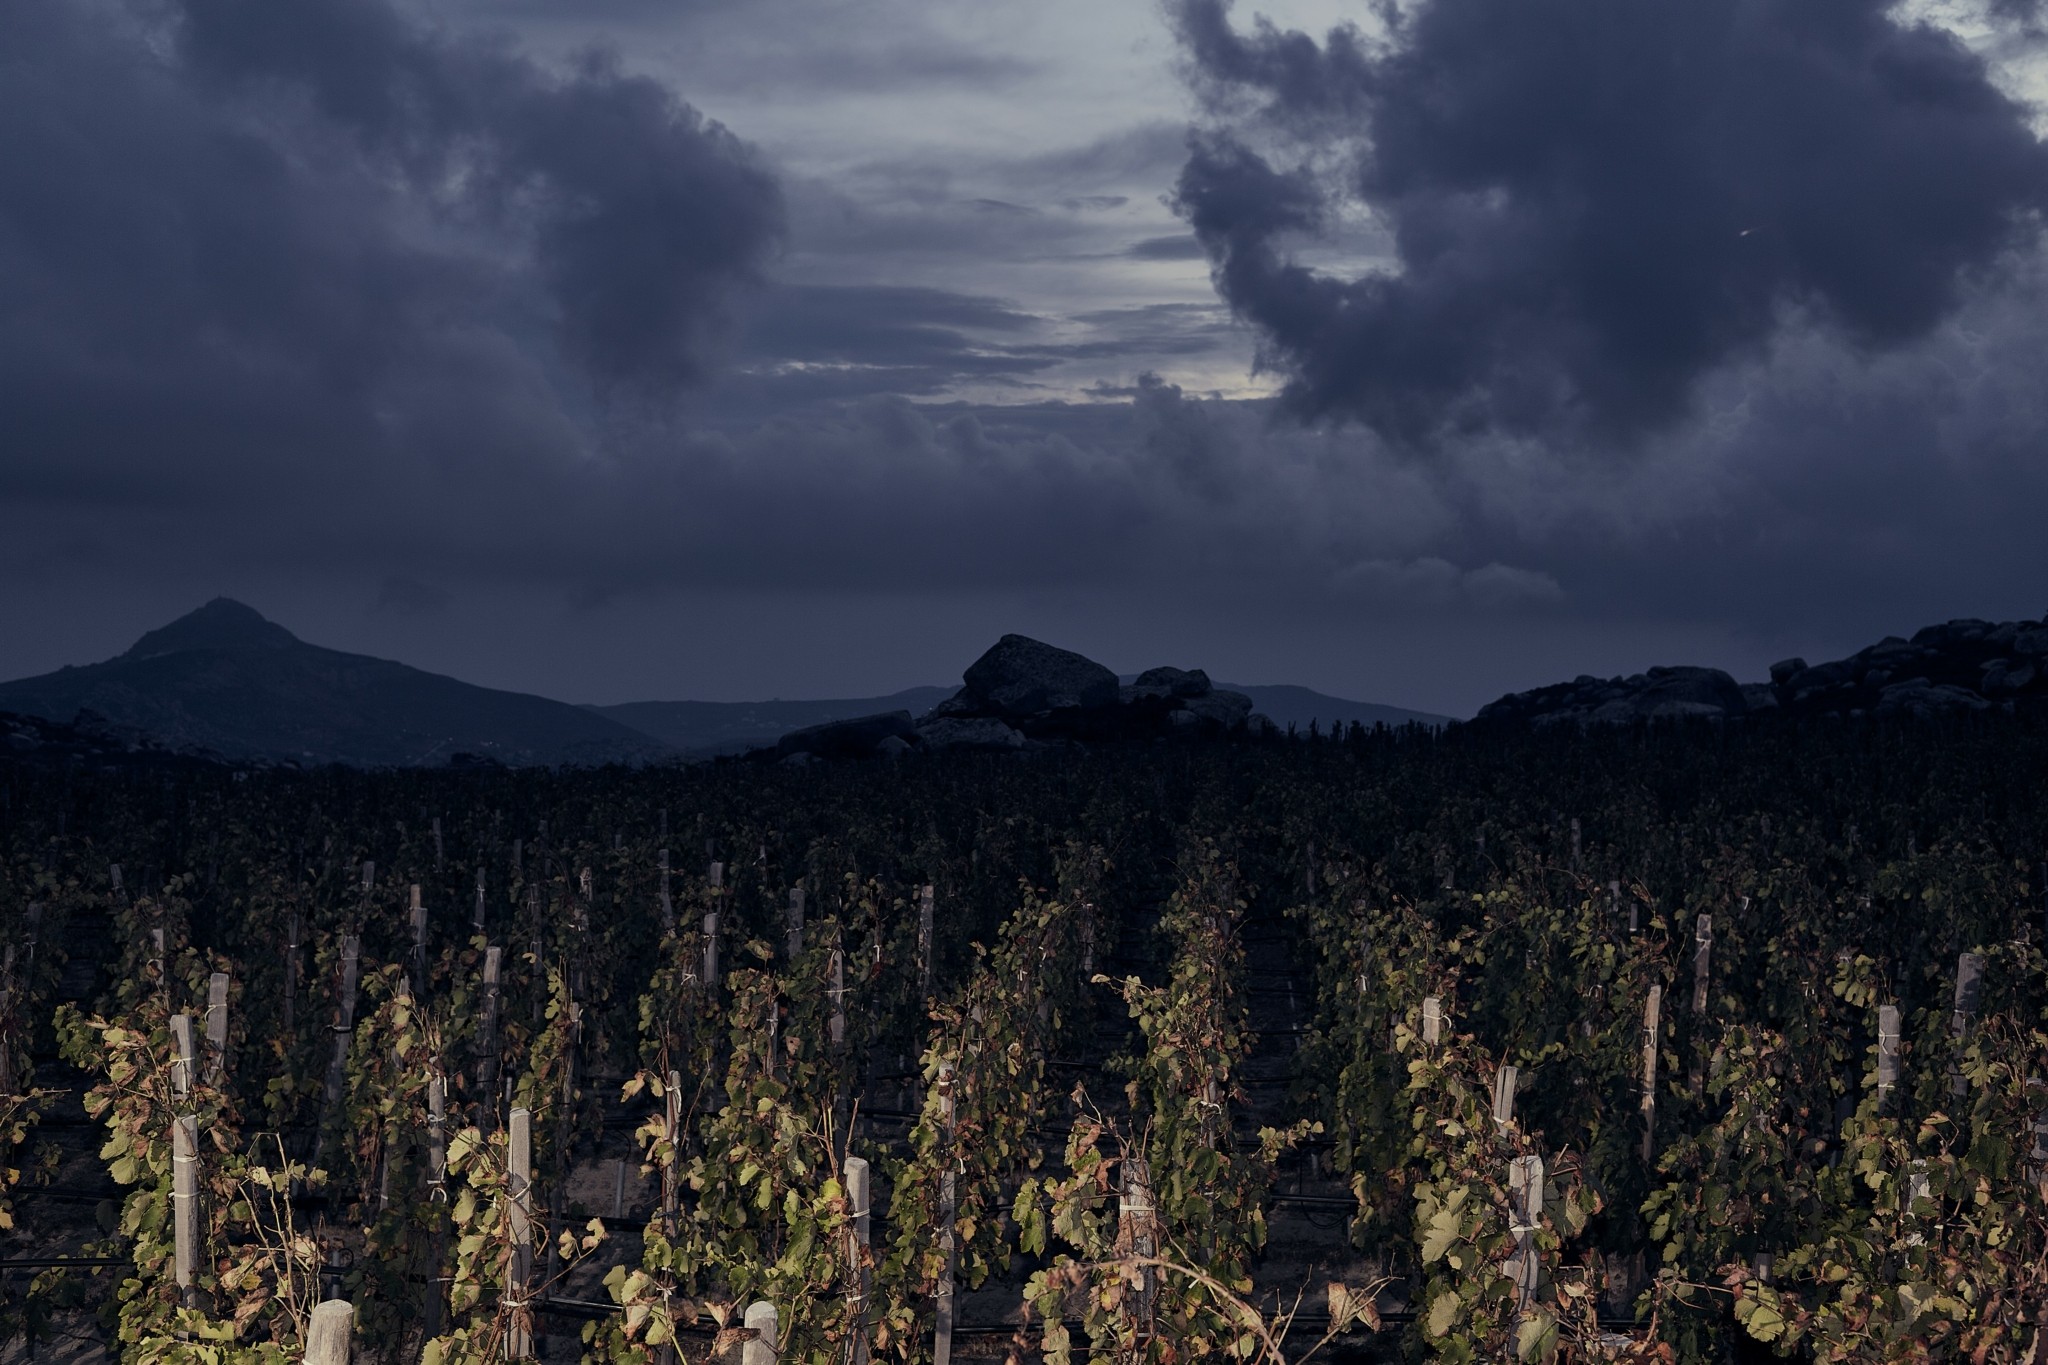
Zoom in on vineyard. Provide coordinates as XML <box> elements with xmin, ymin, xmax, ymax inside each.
<box><xmin>1</xmin><ymin>713</ymin><xmax>2046</xmax><ymax>1365</ymax></box>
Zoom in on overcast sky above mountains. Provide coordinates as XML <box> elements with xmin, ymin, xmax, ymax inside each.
<box><xmin>5</xmin><ymin>0</ymin><xmax>2048</xmax><ymax>717</ymax></box>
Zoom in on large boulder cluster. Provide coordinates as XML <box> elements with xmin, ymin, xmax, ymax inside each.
<box><xmin>1764</xmin><ymin>617</ymin><xmax>2048</xmax><ymax>718</ymax></box>
<box><xmin>1473</xmin><ymin>666</ymin><xmax>1748</xmax><ymax>727</ymax></box>
<box><xmin>1475</xmin><ymin>616</ymin><xmax>2048</xmax><ymax>728</ymax></box>
<box><xmin>773</xmin><ymin>634</ymin><xmax>1265</xmax><ymax>761</ymax></box>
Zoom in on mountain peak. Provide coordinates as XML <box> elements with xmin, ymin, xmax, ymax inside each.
<box><xmin>124</xmin><ymin>598</ymin><xmax>300</xmax><ymax>660</ymax></box>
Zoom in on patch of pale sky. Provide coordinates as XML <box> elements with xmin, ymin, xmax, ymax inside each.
<box><xmin>428</xmin><ymin>0</ymin><xmax>2045</xmax><ymax>409</ymax></box>
<box><xmin>1899</xmin><ymin>0</ymin><xmax>2048</xmax><ymax>126</ymax></box>
<box><xmin>420</xmin><ymin>0</ymin><xmax>1378</xmax><ymax>401</ymax></box>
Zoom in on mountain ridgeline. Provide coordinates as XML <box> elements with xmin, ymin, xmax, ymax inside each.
<box><xmin>0</xmin><ymin>602</ymin><xmax>1440</xmax><ymax>768</ymax></box>
<box><xmin>5</xmin><ymin>599</ymin><xmax>2042</xmax><ymax>770</ymax></box>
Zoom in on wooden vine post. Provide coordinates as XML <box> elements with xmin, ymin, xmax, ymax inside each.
<box><xmin>1690</xmin><ymin>914</ymin><xmax>1713</xmax><ymax>1096</ymax></box>
<box><xmin>704</xmin><ymin>862</ymin><xmax>724</xmax><ymax>991</ymax></box>
<box><xmin>1506</xmin><ymin>1154</ymin><xmax>1545</xmax><ymax>1319</ymax></box>
<box><xmin>787</xmin><ymin>885</ymin><xmax>806</xmax><ymax>961</ymax></box>
<box><xmin>661</xmin><ymin>1069</ymin><xmax>683</xmax><ymax>1235</ymax></box>
<box><xmin>574</xmin><ymin>869</ymin><xmax>593</xmax><ymax>1002</ymax></box>
<box><xmin>305</xmin><ymin>1298</ymin><xmax>355</xmax><ymax>1365</ymax></box>
<box><xmin>658</xmin><ymin>849</ymin><xmax>673</xmax><ymax>936</ymax></box>
<box><xmin>164</xmin><ymin>1003</ymin><xmax>203</xmax><ymax>1310</ymax></box>
<box><xmin>477</xmin><ymin>946</ymin><xmax>503</xmax><ymax>1108</ymax></box>
<box><xmin>172</xmin><ymin>1113</ymin><xmax>201</xmax><ymax>1310</ymax></box>
<box><xmin>315</xmin><ymin>935</ymin><xmax>362</xmax><ymax>1171</ymax></box>
<box><xmin>1640</xmin><ymin>985</ymin><xmax>1662</xmax><ymax>1164</ymax></box>
<box><xmin>1691</xmin><ymin>914</ymin><xmax>1713</xmax><ymax>1014</ymax></box>
<box><xmin>654</xmin><ymin>1067</ymin><xmax>683</xmax><ymax>1365</ymax></box>
<box><xmin>1421</xmin><ymin>995</ymin><xmax>1443</xmax><ymax>1048</ymax></box>
<box><xmin>558</xmin><ymin>872</ymin><xmax>591</xmax><ymax>1180</ymax></box>
<box><xmin>425</xmin><ymin>1072</ymin><xmax>449</xmax><ymax>1339</ymax></box>
<box><xmin>2040</xmin><ymin>857</ymin><xmax>2048</xmax><ymax>941</ymax></box>
<box><xmin>1877</xmin><ymin>1005</ymin><xmax>1901</xmax><ymax>1112</ymax></box>
<box><xmin>284</xmin><ymin>908</ymin><xmax>302</xmax><ymax>1031</ymax></box>
<box><xmin>1492</xmin><ymin>1064</ymin><xmax>1519</xmax><ymax>1129</ymax></box>
<box><xmin>0</xmin><ymin>947</ymin><xmax>15</xmax><ymax>1097</ymax></box>
<box><xmin>433</xmin><ymin>816</ymin><xmax>444</xmax><ymax>873</ymax></box>
<box><xmin>743</xmin><ymin>1302</ymin><xmax>780</xmax><ymax>1365</ymax></box>
<box><xmin>843</xmin><ymin>1155</ymin><xmax>872</xmax><ymax>1365</ymax></box>
<box><xmin>1117</xmin><ymin>1153</ymin><xmax>1157</xmax><ymax>1343</ymax></box>
<box><xmin>1490</xmin><ymin>1064</ymin><xmax>1544</xmax><ymax>1335</ymax></box>
<box><xmin>525</xmin><ymin>887</ymin><xmax>544</xmax><ymax>1018</ymax></box>
<box><xmin>474</xmin><ymin>868</ymin><xmax>487</xmax><ymax>935</ymax></box>
<box><xmin>918</xmin><ymin>885</ymin><xmax>935</xmax><ymax>1001</ymax></box>
<box><xmin>933</xmin><ymin>1062</ymin><xmax>958</xmax><ymax>1365</ymax></box>
<box><xmin>2028</xmin><ymin>1089</ymin><xmax>2048</xmax><ymax>1198</ymax></box>
<box><xmin>829</xmin><ymin>942</ymin><xmax>847</xmax><ymax>1049</ymax></box>
<box><xmin>410</xmin><ymin>885</ymin><xmax>429</xmax><ymax>1000</ymax></box>
<box><xmin>1950</xmin><ymin>952</ymin><xmax>1985</xmax><ymax>1098</ymax></box>
<box><xmin>204</xmin><ymin>971</ymin><xmax>229</xmax><ymax>1087</ymax></box>
<box><xmin>171</xmin><ymin>1012</ymin><xmax>196</xmax><ymax>1098</ymax></box>
<box><xmin>507</xmin><ymin>1106</ymin><xmax>535</xmax><ymax>1360</ymax></box>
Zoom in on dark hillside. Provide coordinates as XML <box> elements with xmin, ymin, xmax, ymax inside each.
<box><xmin>0</xmin><ymin>599</ymin><xmax>671</xmax><ymax>768</ymax></box>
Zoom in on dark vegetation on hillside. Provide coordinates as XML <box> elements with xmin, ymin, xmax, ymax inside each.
<box><xmin>0</xmin><ymin>713</ymin><xmax>2044</xmax><ymax>1362</ymax></box>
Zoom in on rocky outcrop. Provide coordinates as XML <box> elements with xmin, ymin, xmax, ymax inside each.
<box><xmin>927</xmin><ymin>638</ymin><xmax>1262</xmax><ymax>745</ymax></box>
<box><xmin>1770</xmin><ymin>619</ymin><xmax>2048</xmax><ymax>717</ymax></box>
<box><xmin>1476</xmin><ymin>614</ymin><xmax>2048</xmax><ymax>728</ymax></box>
<box><xmin>961</xmin><ymin>635</ymin><xmax>1120</xmax><ymax>717</ymax></box>
<box><xmin>1122</xmin><ymin>667</ymin><xmax>1212</xmax><ymax>702</ymax></box>
<box><xmin>1475</xmin><ymin>667</ymin><xmax>1748</xmax><ymax>727</ymax></box>
<box><xmin>747</xmin><ymin>636</ymin><xmax>1269</xmax><ymax>762</ymax></box>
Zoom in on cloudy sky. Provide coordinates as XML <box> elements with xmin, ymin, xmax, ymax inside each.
<box><xmin>4</xmin><ymin>0</ymin><xmax>2048</xmax><ymax>716</ymax></box>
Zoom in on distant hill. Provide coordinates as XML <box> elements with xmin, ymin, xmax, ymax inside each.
<box><xmin>1211</xmin><ymin>684</ymin><xmax>1451</xmax><ymax>732</ymax></box>
<box><xmin>0</xmin><ymin>599</ymin><xmax>672</xmax><ymax>768</ymax></box>
<box><xmin>0</xmin><ymin>600</ymin><xmax>1449</xmax><ymax>767</ymax></box>
<box><xmin>593</xmin><ymin>688</ymin><xmax>956</xmax><ymax>757</ymax></box>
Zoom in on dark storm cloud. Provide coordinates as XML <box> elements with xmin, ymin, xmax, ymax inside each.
<box><xmin>1168</xmin><ymin>0</ymin><xmax>2048</xmax><ymax>446</ymax></box>
<box><xmin>174</xmin><ymin>0</ymin><xmax>783</xmax><ymax>389</ymax></box>
<box><xmin>0</xmin><ymin>0</ymin><xmax>787</xmax><ymax>577</ymax></box>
